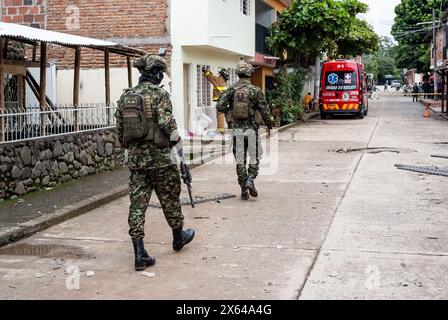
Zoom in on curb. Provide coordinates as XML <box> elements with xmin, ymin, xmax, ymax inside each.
<box><xmin>0</xmin><ymin>122</ymin><xmax>301</xmax><ymax>248</ymax></box>
<box><xmin>0</xmin><ymin>185</ymin><xmax>128</xmax><ymax>247</ymax></box>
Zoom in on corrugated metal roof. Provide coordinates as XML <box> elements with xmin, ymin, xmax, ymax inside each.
<box><xmin>0</xmin><ymin>22</ymin><xmax>117</xmax><ymax>47</ymax></box>
<box><xmin>0</xmin><ymin>22</ymin><xmax>144</xmax><ymax>56</ymax></box>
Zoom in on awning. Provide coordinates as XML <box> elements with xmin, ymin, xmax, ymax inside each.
<box><xmin>0</xmin><ymin>22</ymin><xmax>144</xmax><ymax>57</ymax></box>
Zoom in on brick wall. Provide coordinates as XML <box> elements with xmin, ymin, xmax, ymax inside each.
<box><xmin>47</xmin><ymin>0</ymin><xmax>169</xmax><ymax>39</ymax></box>
<box><xmin>1</xmin><ymin>0</ymin><xmax>47</xmax><ymax>29</ymax></box>
<box><xmin>2</xmin><ymin>0</ymin><xmax>171</xmax><ymax>69</ymax></box>
<box><xmin>46</xmin><ymin>0</ymin><xmax>171</xmax><ymax>68</ymax></box>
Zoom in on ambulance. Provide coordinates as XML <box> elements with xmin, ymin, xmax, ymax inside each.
<box><xmin>319</xmin><ymin>60</ymin><xmax>369</xmax><ymax>119</ymax></box>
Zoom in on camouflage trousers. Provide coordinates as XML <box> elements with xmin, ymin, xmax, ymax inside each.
<box><xmin>232</xmin><ymin>128</ymin><xmax>263</xmax><ymax>188</ymax></box>
<box><xmin>128</xmin><ymin>165</ymin><xmax>184</xmax><ymax>240</ymax></box>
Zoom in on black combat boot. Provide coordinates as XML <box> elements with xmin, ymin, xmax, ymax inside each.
<box><xmin>172</xmin><ymin>227</ymin><xmax>195</xmax><ymax>252</ymax></box>
<box><xmin>241</xmin><ymin>188</ymin><xmax>249</xmax><ymax>200</ymax></box>
<box><xmin>132</xmin><ymin>239</ymin><xmax>156</xmax><ymax>271</ymax></box>
<box><xmin>245</xmin><ymin>175</ymin><xmax>258</xmax><ymax>197</ymax></box>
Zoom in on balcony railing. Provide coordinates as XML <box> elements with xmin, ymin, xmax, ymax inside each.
<box><xmin>0</xmin><ymin>103</ymin><xmax>117</xmax><ymax>144</ymax></box>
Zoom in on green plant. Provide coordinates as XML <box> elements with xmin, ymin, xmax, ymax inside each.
<box><xmin>267</xmin><ymin>67</ymin><xmax>307</xmax><ymax>125</ymax></box>
<box><xmin>267</xmin><ymin>0</ymin><xmax>378</xmax><ymax>67</ymax></box>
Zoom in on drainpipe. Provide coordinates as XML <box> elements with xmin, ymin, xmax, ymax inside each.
<box><xmin>313</xmin><ymin>56</ymin><xmax>321</xmax><ymax>110</ymax></box>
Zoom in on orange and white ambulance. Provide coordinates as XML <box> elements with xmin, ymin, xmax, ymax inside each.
<box><xmin>319</xmin><ymin>60</ymin><xmax>369</xmax><ymax>119</ymax></box>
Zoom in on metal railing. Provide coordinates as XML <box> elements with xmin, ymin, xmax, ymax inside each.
<box><xmin>0</xmin><ymin>103</ymin><xmax>117</xmax><ymax>144</ymax></box>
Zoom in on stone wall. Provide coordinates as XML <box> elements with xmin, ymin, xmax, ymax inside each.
<box><xmin>0</xmin><ymin>130</ymin><xmax>125</xmax><ymax>200</ymax></box>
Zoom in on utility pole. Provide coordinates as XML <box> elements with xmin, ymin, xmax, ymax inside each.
<box><xmin>314</xmin><ymin>56</ymin><xmax>321</xmax><ymax>111</ymax></box>
<box><xmin>433</xmin><ymin>7</ymin><xmax>438</xmax><ymax>95</ymax></box>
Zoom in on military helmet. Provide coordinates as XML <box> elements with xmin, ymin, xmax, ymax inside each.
<box><xmin>219</xmin><ymin>68</ymin><xmax>230</xmax><ymax>79</ymax></box>
<box><xmin>133</xmin><ymin>54</ymin><xmax>168</xmax><ymax>73</ymax></box>
<box><xmin>236</xmin><ymin>62</ymin><xmax>254</xmax><ymax>77</ymax></box>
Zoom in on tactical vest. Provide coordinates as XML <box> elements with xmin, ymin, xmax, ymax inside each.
<box><xmin>232</xmin><ymin>85</ymin><xmax>253</xmax><ymax>120</ymax></box>
<box><xmin>232</xmin><ymin>85</ymin><xmax>265</xmax><ymax>125</ymax></box>
<box><xmin>122</xmin><ymin>89</ymin><xmax>170</xmax><ymax>147</ymax></box>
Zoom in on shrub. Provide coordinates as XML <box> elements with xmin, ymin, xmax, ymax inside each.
<box><xmin>267</xmin><ymin>67</ymin><xmax>307</xmax><ymax>125</ymax></box>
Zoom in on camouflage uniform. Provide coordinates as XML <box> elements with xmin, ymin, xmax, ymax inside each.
<box><xmin>115</xmin><ymin>81</ymin><xmax>183</xmax><ymax>240</ymax></box>
<box><xmin>216</xmin><ymin>66</ymin><xmax>273</xmax><ymax>188</ymax></box>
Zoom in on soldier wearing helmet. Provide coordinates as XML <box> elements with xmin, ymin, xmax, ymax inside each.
<box><xmin>216</xmin><ymin>61</ymin><xmax>273</xmax><ymax>201</ymax></box>
<box><xmin>202</xmin><ymin>66</ymin><xmax>230</xmax><ymax>134</ymax></box>
<box><xmin>115</xmin><ymin>53</ymin><xmax>195</xmax><ymax>271</ymax></box>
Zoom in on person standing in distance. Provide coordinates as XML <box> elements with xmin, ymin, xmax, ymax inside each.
<box><xmin>203</xmin><ymin>67</ymin><xmax>230</xmax><ymax>134</ymax></box>
<box><xmin>115</xmin><ymin>54</ymin><xmax>195</xmax><ymax>271</ymax></box>
<box><xmin>216</xmin><ymin>62</ymin><xmax>273</xmax><ymax>200</ymax></box>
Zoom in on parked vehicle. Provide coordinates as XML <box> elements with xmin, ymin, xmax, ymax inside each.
<box><xmin>391</xmin><ymin>80</ymin><xmax>401</xmax><ymax>89</ymax></box>
<box><xmin>319</xmin><ymin>60</ymin><xmax>369</xmax><ymax>119</ymax></box>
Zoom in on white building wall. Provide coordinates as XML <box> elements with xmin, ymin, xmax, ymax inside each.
<box><xmin>181</xmin><ymin>47</ymin><xmax>243</xmax><ymax>135</ymax></box>
<box><xmin>171</xmin><ymin>0</ymin><xmax>256</xmax><ymax>135</ymax></box>
<box><xmin>171</xmin><ymin>0</ymin><xmax>255</xmax><ymax>56</ymax></box>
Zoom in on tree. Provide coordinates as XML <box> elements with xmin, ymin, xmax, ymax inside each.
<box><xmin>336</xmin><ymin>19</ymin><xmax>379</xmax><ymax>58</ymax></box>
<box><xmin>266</xmin><ymin>0</ymin><xmax>379</xmax><ymax>66</ymax></box>
<box><xmin>363</xmin><ymin>37</ymin><xmax>401</xmax><ymax>84</ymax></box>
<box><xmin>391</xmin><ymin>0</ymin><xmax>448</xmax><ymax>73</ymax></box>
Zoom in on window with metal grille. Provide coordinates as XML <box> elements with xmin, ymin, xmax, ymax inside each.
<box><xmin>228</xmin><ymin>68</ymin><xmax>238</xmax><ymax>85</ymax></box>
<box><xmin>196</xmin><ymin>65</ymin><xmax>212</xmax><ymax>107</ymax></box>
<box><xmin>241</xmin><ymin>0</ymin><xmax>251</xmax><ymax>16</ymax></box>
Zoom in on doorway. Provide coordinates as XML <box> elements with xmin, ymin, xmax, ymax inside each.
<box><xmin>183</xmin><ymin>64</ymin><xmax>191</xmax><ymax>132</ymax></box>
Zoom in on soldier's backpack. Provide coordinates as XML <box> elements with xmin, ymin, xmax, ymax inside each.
<box><xmin>232</xmin><ymin>85</ymin><xmax>265</xmax><ymax>125</ymax></box>
<box><xmin>121</xmin><ymin>91</ymin><xmax>170</xmax><ymax>147</ymax></box>
<box><xmin>232</xmin><ymin>85</ymin><xmax>252</xmax><ymax>120</ymax></box>
<box><xmin>122</xmin><ymin>93</ymin><xmax>153</xmax><ymax>141</ymax></box>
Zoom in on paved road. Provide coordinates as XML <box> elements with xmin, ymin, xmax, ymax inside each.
<box><xmin>1</xmin><ymin>95</ymin><xmax>448</xmax><ymax>299</ymax></box>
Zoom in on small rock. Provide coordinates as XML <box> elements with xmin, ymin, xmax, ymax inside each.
<box><xmin>15</xmin><ymin>182</ymin><xmax>26</xmax><ymax>195</ymax></box>
<box><xmin>41</xmin><ymin>176</ymin><xmax>50</xmax><ymax>186</ymax></box>
<box><xmin>20</xmin><ymin>146</ymin><xmax>32</xmax><ymax>166</ymax></box>
<box><xmin>20</xmin><ymin>167</ymin><xmax>31</xmax><ymax>179</ymax></box>
<box><xmin>105</xmin><ymin>143</ymin><xmax>114</xmax><ymax>156</ymax></box>
<box><xmin>79</xmin><ymin>150</ymin><xmax>89</xmax><ymax>165</ymax></box>
<box><xmin>59</xmin><ymin>162</ymin><xmax>68</xmax><ymax>174</ymax></box>
<box><xmin>53</xmin><ymin>140</ymin><xmax>63</xmax><ymax>157</ymax></box>
<box><xmin>141</xmin><ymin>272</ymin><xmax>156</xmax><ymax>278</ymax></box>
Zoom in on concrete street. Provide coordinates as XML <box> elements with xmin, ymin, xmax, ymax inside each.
<box><xmin>1</xmin><ymin>94</ymin><xmax>448</xmax><ymax>300</ymax></box>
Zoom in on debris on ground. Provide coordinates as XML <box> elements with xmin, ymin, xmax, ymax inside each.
<box><xmin>395</xmin><ymin>164</ymin><xmax>448</xmax><ymax>177</ymax></box>
<box><xmin>141</xmin><ymin>272</ymin><xmax>156</xmax><ymax>278</ymax></box>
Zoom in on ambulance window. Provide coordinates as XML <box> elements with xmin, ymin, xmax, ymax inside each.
<box><xmin>324</xmin><ymin>71</ymin><xmax>357</xmax><ymax>91</ymax></box>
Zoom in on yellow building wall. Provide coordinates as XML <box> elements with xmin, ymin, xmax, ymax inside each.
<box><xmin>252</xmin><ymin>66</ymin><xmax>274</xmax><ymax>93</ymax></box>
<box><xmin>264</xmin><ymin>0</ymin><xmax>287</xmax><ymax>14</ymax></box>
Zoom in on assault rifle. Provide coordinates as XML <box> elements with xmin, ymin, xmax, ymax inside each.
<box><xmin>178</xmin><ymin>148</ymin><xmax>195</xmax><ymax>208</ymax></box>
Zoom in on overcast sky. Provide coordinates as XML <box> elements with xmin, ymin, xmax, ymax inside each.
<box><xmin>360</xmin><ymin>0</ymin><xmax>402</xmax><ymax>39</ymax></box>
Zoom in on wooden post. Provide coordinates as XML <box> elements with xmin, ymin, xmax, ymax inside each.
<box><xmin>39</xmin><ymin>42</ymin><xmax>47</xmax><ymax>137</ymax></box>
<box><xmin>17</xmin><ymin>75</ymin><xmax>24</xmax><ymax>112</ymax></box>
<box><xmin>0</xmin><ymin>37</ymin><xmax>5</xmax><ymax>143</ymax></box>
<box><xmin>442</xmin><ymin>70</ymin><xmax>445</xmax><ymax>114</ymax></box>
<box><xmin>32</xmin><ymin>45</ymin><xmax>37</xmax><ymax>62</ymax></box>
<box><xmin>104</xmin><ymin>49</ymin><xmax>111</xmax><ymax>125</ymax></box>
<box><xmin>127</xmin><ymin>56</ymin><xmax>133</xmax><ymax>88</ymax></box>
<box><xmin>74</xmin><ymin>46</ymin><xmax>81</xmax><ymax>131</ymax></box>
